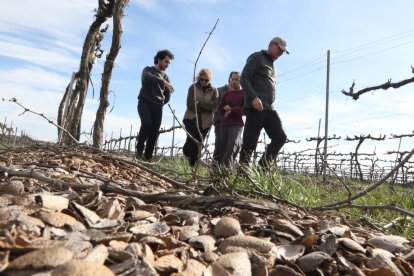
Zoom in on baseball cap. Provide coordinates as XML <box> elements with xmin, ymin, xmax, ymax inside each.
<box><xmin>271</xmin><ymin>36</ymin><xmax>289</xmax><ymax>54</ymax></box>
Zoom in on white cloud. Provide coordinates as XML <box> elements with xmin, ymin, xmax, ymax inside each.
<box><xmin>0</xmin><ymin>1</ymin><xmax>97</xmax><ymax>73</ymax></box>
<box><xmin>0</xmin><ymin>66</ymin><xmax>85</xmax><ymax>141</ymax></box>
<box><xmin>0</xmin><ymin>0</ymin><xmax>95</xmax><ymax>40</ymax></box>
<box><xmin>132</xmin><ymin>0</ymin><xmax>159</xmax><ymax>11</ymax></box>
<box><xmin>188</xmin><ymin>37</ymin><xmax>232</xmax><ymax>73</ymax></box>
<box><xmin>0</xmin><ymin>67</ymin><xmax>68</xmax><ymax>90</ymax></box>
<box><xmin>0</xmin><ymin>40</ymin><xmax>79</xmax><ymax>72</ymax></box>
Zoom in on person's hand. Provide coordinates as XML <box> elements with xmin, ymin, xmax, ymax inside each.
<box><xmin>252</xmin><ymin>97</ymin><xmax>263</xmax><ymax>111</ymax></box>
<box><xmin>224</xmin><ymin>110</ymin><xmax>231</xmax><ymax>118</ymax></box>
<box><xmin>164</xmin><ymin>81</ymin><xmax>174</xmax><ymax>93</ymax></box>
<box><xmin>223</xmin><ymin>105</ymin><xmax>231</xmax><ymax>112</ymax></box>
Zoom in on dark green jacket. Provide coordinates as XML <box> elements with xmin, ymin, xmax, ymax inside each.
<box><xmin>240</xmin><ymin>50</ymin><xmax>276</xmax><ymax>110</ymax></box>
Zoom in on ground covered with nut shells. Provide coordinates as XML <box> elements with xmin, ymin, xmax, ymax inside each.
<box><xmin>1</xmin><ymin>145</ymin><xmax>414</xmax><ymax>275</ymax></box>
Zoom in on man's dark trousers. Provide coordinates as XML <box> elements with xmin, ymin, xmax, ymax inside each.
<box><xmin>136</xmin><ymin>100</ymin><xmax>163</xmax><ymax>160</ymax></box>
<box><xmin>239</xmin><ymin>108</ymin><xmax>287</xmax><ymax>165</ymax></box>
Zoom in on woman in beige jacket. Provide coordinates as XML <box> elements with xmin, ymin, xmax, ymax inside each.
<box><xmin>182</xmin><ymin>68</ymin><xmax>219</xmax><ymax>167</ymax></box>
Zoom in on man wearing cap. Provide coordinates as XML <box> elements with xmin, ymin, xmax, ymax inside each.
<box><xmin>239</xmin><ymin>36</ymin><xmax>289</xmax><ymax>168</ymax></box>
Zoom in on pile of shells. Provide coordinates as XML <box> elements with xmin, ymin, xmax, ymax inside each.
<box><xmin>1</xmin><ymin>146</ymin><xmax>414</xmax><ymax>275</ymax></box>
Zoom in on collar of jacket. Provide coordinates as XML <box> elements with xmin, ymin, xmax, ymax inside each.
<box><xmin>196</xmin><ymin>82</ymin><xmax>212</xmax><ymax>90</ymax></box>
<box><xmin>261</xmin><ymin>49</ymin><xmax>275</xmax><ymax>61</ymax></box>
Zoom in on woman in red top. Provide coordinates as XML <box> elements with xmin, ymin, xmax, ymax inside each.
<box><xmin>218</xmin><ymin>72</ymin><xmax>245</xmax><ymax>166</ymax></box>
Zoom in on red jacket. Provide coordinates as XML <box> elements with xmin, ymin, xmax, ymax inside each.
<box><xmin>219</xmin><ymin>89</ymin><xmax>245</xmax><ymax>127</ymax></box>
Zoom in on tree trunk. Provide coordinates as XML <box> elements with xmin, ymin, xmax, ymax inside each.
<box><xmin>57</xmin><ymin>0</ymin><xmax>115</xmax><ymax>145</ymax></box>
<box><xmin>93</xmin><ymin>0</ymin><xmax>129</xmax><ymax>149</ymax></box>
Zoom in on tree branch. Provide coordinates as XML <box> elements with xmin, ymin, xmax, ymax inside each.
<box><xmin>2</xmin><ymin>97</ymin><xmax>79</xmax><ymax>144</ymax></box>
<box><xmin>342</xmin><ymin>66</ymin><xmax>414</xmax><ymax>100</ymax></box>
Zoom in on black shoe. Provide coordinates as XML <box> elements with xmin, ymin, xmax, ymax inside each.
<box><xmin>239</xmin><ymin>149</ymin><xmax>253</xmax><ymax>165</ymax></box>
<box><xmin>143</xmin><ymin>155</ymin><xmax>152</xmax><ymax>162</ymax></box>
<box><xmin>135</xmin><ymin>150</ymin><xmax>143</xmax><ymax>160</ymax></box>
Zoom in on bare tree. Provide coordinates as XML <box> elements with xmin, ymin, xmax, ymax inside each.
<box><xmin>307</xmin><ymin>134</ymin><xmax>340</xmax><ymax>175</ymax></box>
<box><xmin>93</xmin><ymin>0</ymin><xmax>129</xmax><ymax>148</ymax></box>
<box><xmin>345</xmin><ymin>134</ymin><xmax>386</xmax><ymax>181</ymax></box>
<box><xmin>57</xmin><ymin>0</ymin><xmax>115</xmax><ymax>145</ymax></box>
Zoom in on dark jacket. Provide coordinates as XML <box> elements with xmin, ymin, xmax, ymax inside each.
<box><xmin>240</xmin><ymin>50</ymin><xmax>276</xmax><ymax>110</ymax></box>
<box><xmin>138</xmin><ymin>66</ymin><xmax>171</xmax><ymax>105</ymax></box>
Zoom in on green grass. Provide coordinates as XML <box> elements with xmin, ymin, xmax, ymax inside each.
<box><xmin>151</xmin><ymin>156</ymin><xmax>211</xmax><ymax>183</ymax></box>
<box><xmin>0</xmin><ymin>143</ymin><xmax>11</xmax><ymax>152</ymax></box>
<box><xmin>152</xmin><ymin>156</ymin><xmax>414</xmax><ymax>237</ymax></box>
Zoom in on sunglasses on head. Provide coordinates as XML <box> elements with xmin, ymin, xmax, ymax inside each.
<box><xmin>199</xmin><ymin>78</ymin><xmax>210</xmax><ymax>82</ymax></box>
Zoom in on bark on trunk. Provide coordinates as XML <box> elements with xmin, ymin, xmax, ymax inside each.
<box><xmin>57</xmin><ymin>1</ymin><xmax>115</xmax><ymax>145</ymax></box>
<box><xmin>93</xmin><ymin>0</ymin><xmax>129</xmax><ymax>149</ymax></box>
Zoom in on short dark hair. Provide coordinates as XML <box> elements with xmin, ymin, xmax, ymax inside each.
<box><xmin>228</xmin><ymin>71</ymin><xmax>240</xmax><ymax>82</ymax></box>
<box><xmin>154</xmin><ymin>49</ymin><xmax>174</xmax><ymax>65</ymax></box>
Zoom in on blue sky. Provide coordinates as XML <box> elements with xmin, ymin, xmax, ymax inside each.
<box><xmin>1</xmin><ymin>0</ymin><xmax>413</xmax><ymax>157</ymax></box>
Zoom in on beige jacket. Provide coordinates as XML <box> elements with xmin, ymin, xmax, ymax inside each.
<box><xmin>183</xmin><ymin>83</ymin><xmax>219</xmax><ymax>130</ymax></box>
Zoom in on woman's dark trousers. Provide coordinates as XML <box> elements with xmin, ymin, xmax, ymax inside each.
<box><xmin>183</xmin><ymin>118</ymin><xmax>209</xmax><ymax>166</ymax></box>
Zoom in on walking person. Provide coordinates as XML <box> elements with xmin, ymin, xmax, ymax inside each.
<box><xmin>212</xmin><ymin>73</ymin><xmax>232</xmax><ymax>162</ymax></box>
<box><xmin>239</xmin><ymin>36</ymin><xmax>289</xmax><ymax>167</ymax></box>
<box><xmin>218</xmin><ymin>72</ymin><xmax>244</xmax><ymax>166</ymax></box>
<box><xmin>136</xmin><ymin>49</ymin><xmax>174</xmax><ymax>161</ymax></box>
<box><xmin>183</xmin><ymin>68</ymin><xmax>219</xmax><ymax>167</ymax></box>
